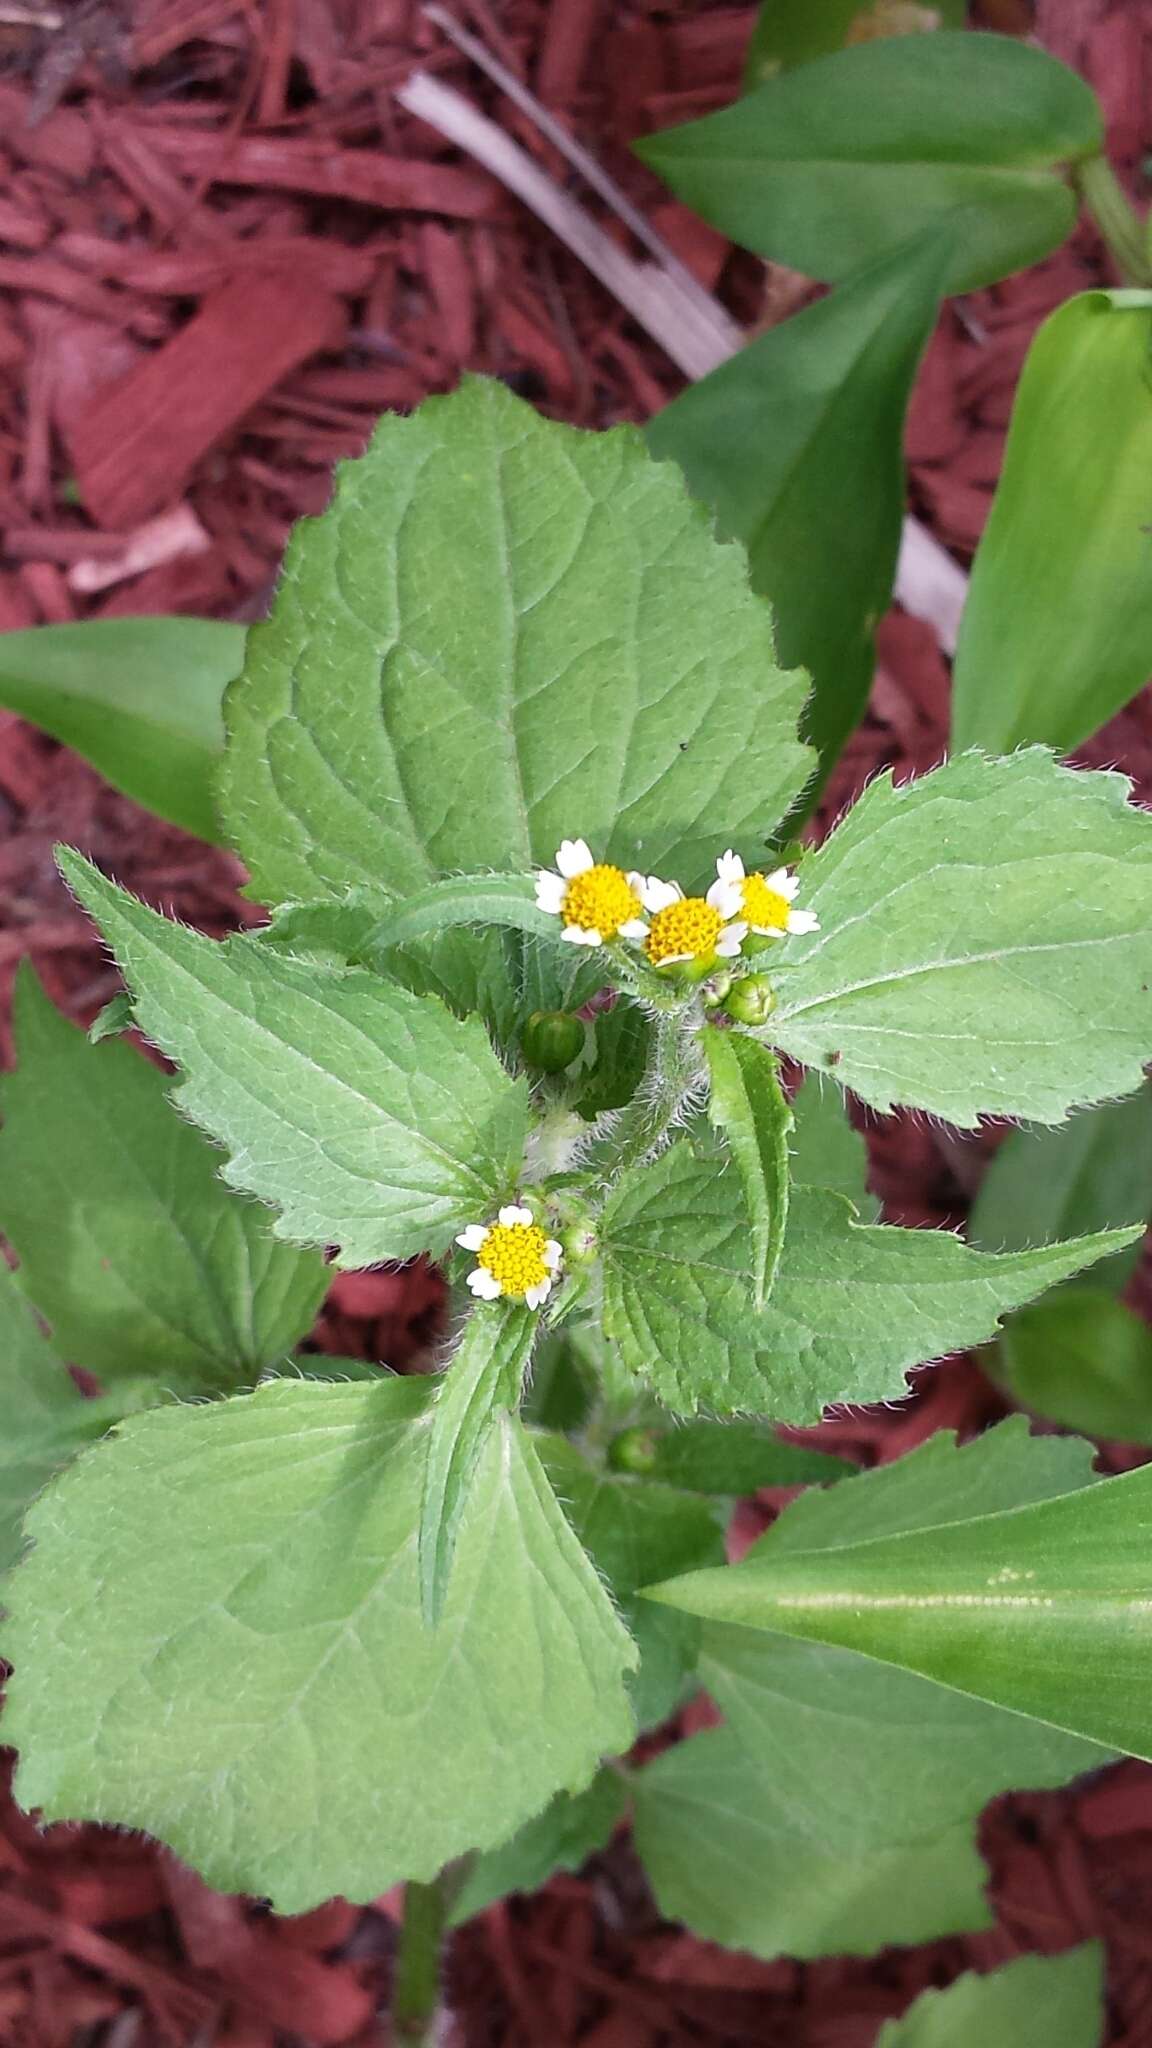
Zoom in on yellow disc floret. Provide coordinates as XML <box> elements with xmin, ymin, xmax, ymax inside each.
<box><xmin>740</xmin><ymin>873</ymin><xmax>793</xmax><ymax>932</ymax></box>
<box><xmin>646</xmin><ymin>896</ymin><xmax>724</xmax><ymax>966</ymax></box>
<box><xmin>477</xmin><ymin>1219</ymin><xmax>552</xmax><ymax>1299</ymax></box>
<box><xmin>562</xmin><ymin>864</ymin><xmax>643</xmax><ymax>940</ymax></box>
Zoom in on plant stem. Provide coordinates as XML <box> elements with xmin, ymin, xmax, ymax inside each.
<box><xmin>393</xmin><ymin>1875</ymin><xmax>450</xmax><ymax>2047</ymax></box>
<box><xmin>582</xmin><ymin>1008</ymin><xmax>701</xmax><ymax>1184</ymax></box>
<box><xmin>1075</xmin><ymin>154</ymin><xmax>1150</xmax><ymax>286</ymax></box>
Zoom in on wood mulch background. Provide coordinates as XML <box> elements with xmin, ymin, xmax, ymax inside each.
<box><xmin>2</xmin><ymin>0</ymin><xmax>1152</xmax><ymax>2041</ymax></box>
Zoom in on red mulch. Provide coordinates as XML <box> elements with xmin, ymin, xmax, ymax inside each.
<box><xmin>1</xmin><ymin>0</ymin><xmax>1152</xmax><ymax>2041</ymax></box>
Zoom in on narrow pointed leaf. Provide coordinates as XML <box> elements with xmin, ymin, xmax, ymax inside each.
<box><xmin>646</xmin><ymin>1424</ymin><xmax>1152</xmax><ymax>1757</ymax></box>
<box><xmin>952</xmin><ymin>292</ymin><xmax>1152</xmax><ymax>757</ymax></box>
<box><xmin>365</xmin><ymin>873</ymin><xmax>558</xmax><ymax>956</ymax></box>
<box><xmin>3</xmin><ymin>1379</ymin><xmax>637</xmax><ymax>1912</ymax></box>
<box><xmin>599</xmin><ymin>1138</ymin><xmax>1138</xmax><ymax>1419</ymax></box>
<box><xmin>221</xmin><ymin>376</ymin><xmax>813</xmax><ymax>911</ymax></box>
<box><xmin>60</xmin><ymin>851</ymin><xmax>529</xmax><ymax>1267</ymax></box>
<box><xmin>420</xmin><ymin>1302</ymin><xmax>536</xmax><ymax>1626</ymax></box>
<box><xmin>607</xmin><ymin>1418</ymin><xmax>851</xmax><ymax>1492</ymax></box>
<box><xmin>766</xmin><ymin>750</ymin><xmax>1152</xmax><ymax>1125</ymax></box>
<box><xmin>704</xmin><ymin>1029</ymin><xmax>791</xmax><ymax>1307</ymax></box>
<box><xmin>878</xmin><ymin>1945</ymin><xmax>1104</xmax><ymax>2048</ymax></box>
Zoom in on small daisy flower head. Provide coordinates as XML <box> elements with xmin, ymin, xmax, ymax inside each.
<box><xmin>707</xmin><ymin>851</ymin><xmax>820</xmax><ymax>939</ymax></box>
<box><xmin>534</xmin><ymin>839</ymin><xmax>648</xmax><ymax>948</ymax></box>
<box><xmin>639</xmin><ymin>874</ymin><xmax>747</xmax><ymax>971</ymax></box>
<box><xmin>456</xmin><ymin>1204</ymin><xmax>563</xmax><ymax>1311</ymax></box>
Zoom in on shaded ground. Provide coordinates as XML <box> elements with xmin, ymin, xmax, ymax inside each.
<box><xmin>1</xmin><ymin>0</ymin><xmax>1152</xmax><ymax>2040</ymax></box>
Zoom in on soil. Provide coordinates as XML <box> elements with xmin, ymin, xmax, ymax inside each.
<box><xmin>1</xmin><ymin>0</ymin><xmax>1152</xmax><ymax>2041</ymax></box>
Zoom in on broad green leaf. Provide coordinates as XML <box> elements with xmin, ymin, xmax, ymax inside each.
<box><xmin>59</xmin><ymin>852</ymin><xmax>529</xmax><ymax>1268</ymax></box>
<box><xmin>705</xmin><ymin>1030</ymin><xmax>792</xmax><ymax>1308</ymax></box>
<box><xmin>3</xmin><ymin>1379</ymin><xmax>637</xmax><ymax>1912</ymax></box>
<box><xmin>646</xmin><ymin>1423</ymin><xmax>1152</xmax><ymax>1757</ymax></box>
<box><xmin>647</xmin><ymin>233</ymin><xmax>948</xmax><ymax>774</ymax></box>
<box><xmin>998</xmin><ymin>1292</ymin><xmax>1152</xmax><ymax>1445</ymax></box>
<box><xmin>952</xmin><ymin>293</ymin><xmax>1152</xmax><ymax>757</ymax></box>
<box><xmin>220</xmin><ymin>377</ymin><xmax>813</xmax><ymax>910</ymax></box>
<box><xmin>523</xmin><ymin>1325</ymin><xmax>598</xmax><ymax>1431</ymax></box>
<box><xmin>0</xmin><ymin>617</ymin><xmax>241</xmax><ymax>842</ymax></box>
<box><xmin>365</xmin><ymin>874</ymin><xmax>557</xmax><ymax>954</ymax></box>
<box><xmin>969</xmin><ymin>1088</ymin><xmax>1152</xmax><ymax>1295</ymax></box>
<box><xmin>878</xmin><ymin>1945</ymin><xmax>1105</xmax><ymax>2048</ymax></box>
<box><xmin>0</xmin><ymin>1264</ymin><xmax>116</xmax><ymax>1573</ymax></box>
<box><xmin>0</xmin><ymin>965</ymin><xmax>327</xmax><ymax>1391</ymax></box>
<box><xmin>634</xmin><ymin>1726</ymin><xmax>991</xmax><ymax>1959</ymax></box>
<box><xmin>449</xmin><ymin>1767</ymin><xmax>626</xmax><ymax>1925</ymax></box>
<box><xmin>766</xmin><ymin>751</ymin><xmax>1152</xmax><ymax>1126</ymax></box>
<box><xmin>537</xmin><ymin>1435</ymin><xmax>725</xmax><ymax>1727</ymax></box>
<box><xmin>637</xmin><ymin>34</ymin><xmax>1101</xmax><ymax>295</ymax></box>
<box><xmin>744</xmin><ymin>0</ymin><xmax>964</xmax><ymax>88</ymax></box>
<box><xmin>789</xmin><ymin>1070</ymin><xmax>879</xmax><ymax>1220</ymax></box>
<box><xmin>607</xmin><ymin>1418</ymin><xmax>851</xmax><ymax>1492</ymax></box>
<box><xmin>599</xmin><ymin>1138</ymin><xmax>1137</xmax><ymax>1418</ymax></box>
<box><xmin>420</xmin><ymin>1302</ymin><xmax>536</xmax><ymax>1624</ymax></box>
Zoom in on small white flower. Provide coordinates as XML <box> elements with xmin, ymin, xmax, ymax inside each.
<box><xmin>707</xmin><ymin>851</ymin><xmax>817</xmax><ymax>938</ymax></box>
<box><xmin>533</xmin><ymin>840</ymin><xmax>649</xmax><ymax>947</ymax></box>
<box><xmin>456</xmin><ymin>1207</ymin><xmax>564</xmax><ymax>1309</ymax></box>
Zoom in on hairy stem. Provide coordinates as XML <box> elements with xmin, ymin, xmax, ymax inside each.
<box><xmin>1075</xmin><ymin>154</ymin><xmax>1150</xmax><ymax>285</ymax></box>
<box><xmin>393</xmin><ymin>1875</ymin><xmax>450</xmax><ymax>2046</ymax></box>
<box><xmin>583</xmin><ymin>1009</ymin><xmax>701</xmax><ymax>1183</ymax></box>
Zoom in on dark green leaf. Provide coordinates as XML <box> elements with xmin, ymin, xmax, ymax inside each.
<box><xmin>744</xmin><ymin>0</ymin><xmax>964</xmax><ymax>88</ymax></box>
<box><xmin>607</xmin><ymin>1418</ymin><xmax>851</xmax><ymax>1492</ymax></box>
<box><xmin>969</xmin><ymin>1088</ymin><xmax>1152</xmax><ymax>1296</ymax></box>
<box><xmin>449</xmin><ymin>1768</ymin><xmax>626</xmax><ymax>1925</ymax></box>
<box><xmin>789</xmin><ymin>1070</ymin><xmax>879</xmax><ymax>1221</ymax></box>
<box><xmin>997</xmin><ymin>1291</ymin><xmax>1152</xmax><ymax>1445</ymax></box>
<box><xmin>704</xmin><ymin>1030</ymin><xmax>792</xmax><ymax>1307</ymax></box>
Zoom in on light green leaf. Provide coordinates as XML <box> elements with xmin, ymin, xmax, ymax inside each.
<box><xmin>2</xmin><ymin>1378</ymin><xmax>637</xmax><ymax>1912</ymax></box>
<box><xmin>878</xmin><ymin>1945</ymin><xmax>1105</xmax><ymax>2048</ymax></box>
<box><xmin>969</xmin><ymin>1087</ymin><xmax>1152</xmax><ymax>1295</ymax></box>
<box><xmin>599</xmin><ymin>1138</ymin><xmax>1137</xmax><ymax>1418</ymax></box>
<box><xmin>766</xmin><ymin>750</ymin><xmax>1152</xmax><ymax>1126</ymax></box>
<box><xmin>952</xmin><ymin>292</ymin><xmax>1152</xmax><ymax>757</ymax></box>
<box><xmin>0</xmin><ymin>965</ymin><xmax>327</xmax><ymax>1391</ymax></box>
<box><xmin>637</xmin><ymin>33</ymin><xmax>1101</xmax><ymax>295</ymax></box>
<box><xmin>607</xmin><ymin>1418</ymin><xmax>851</xmax><ymax>1492</ymax></box>
<box><xmin>59</xmin><ymin>852</ymin><xmax>529</xmax><ymax>1268</ymax></box>
<box><xmin>449</xmin><ymin>1767</ymin><xmax>626</xmax><ymax>1925</ymax></box>
<box><xmin>646</xmin><ymin>1421</ymin><xmax>1152</xmax><ymax>1757</ymax></box>
<box><xmin>997</xmin><ymin>1291</ymin><xmax>1152</xmax><ymax>1445</ymax></box>
<box><xmin>538</xmin><ymin>1435</ymin><xmax>725</xmax><ymax>1728</ymax></box>
<box><xmin>647</xmin><ymin>233</ymin><xmax>948</xmax><ymax>775</ymax></box>
<box><xmin>220</xmin><ymin>377</ymin><xmax>813</xmax><ymax>910</ymax></box>
<box><xmin>0</xmin><ymin>617</ymin><xmax>241</xmax><ymax>842</ymax></box>
<box><xmin>789</xmin><ymin>1070</ymin><xmax>879</xmax><ymax>1221</ymax></box>
<box><xmin>634</xmin><ymin>1727</ymin><xmax>992</xmax><ymax>1960</ymax></box>
<box><xmin>704</xmin><ymin>1030</ymin><xmax>792</xmax><ymax>1308</ymax></box>
<box><xmin>744</xmin><ymin>0</ymin><xmax>964</xmax><ymax>88</ymax></box>
<box><xmin>420</xmin><ymin>1303</ymin><xmax>536</xmax><ymax>1625</ymax></box>
<box><xmin>365</xmin><ymin>874</ymin><xmax>558</xmax><ymax>955</ymax></box>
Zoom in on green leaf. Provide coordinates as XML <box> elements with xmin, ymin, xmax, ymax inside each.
<box><xmin>789</xmin><ymin>1070</ymin><xmax>879</xmax><ymax>1221</ymax></box>
<box><xmin>766</xmin><ymin>750</ymin><xmax>1152</xmax><ymax>1126</ymax></box>
<box><xmin>0</xmin><ymin>965</ymin><xmax>327</xmax><ymax>1391</ymax></box>
<box><xmin>3</xmin><ymin>1379</ymin><xmax>637</xmax><ymax>1912</ymax></box>
<box><xmin>537</xmin><ymin>1435</ymin><xmax>725</xmax><ymax>1728</ymax></box>
<box><xmin>634</xmin><ymin>1726</ymin><xmax>992</xmax><ymax>1959</ymax></box>
<box><xmin>704</xmin><ymin>1030</ymin><xmax>792</xmax><ymax>1308</ymax></box>
<box><xmin>59</xmin><ymin>851</ymin><xmax>529</xmax><ymax>1268</ymax></box>
<box><xmin>0</xmin><ymin>1264</ymin><xmax>110</xmax><ymax>1573</ymax></box>
<box><xmin>420</xmin><ymin>1303</ymin><xmax>536</xmax><ymax>1625</ymax></box>
<box><xmin>448</xmin><ymin>1767</ymin><xmax>626</xmax><ymax>1925</ymax></box>
<box><xmin>365</xmin><ymin>874</ymin><xmax>559</xmax><ymax>956</ymax></box>
<box><xmin>637</xmin><ymin>33</ymin><xmax>1101</xmax><ymax>295</ymax></box>
<box><xmin>607</xmin><ymin>1418</ymin><xmax>851</xmax><ymax>1491</ymax></box>
<box><xmin>599</xmin><ymin>1138</ymin><xmax>1137</xmax><ymax>1419</ymax></box>
<box><xmin>744</xmin><ymin>0</ymin><xmax>964</xmax><ymax>88</ymax></box>
<box><xmin>220</xmin><ymin>377</ymin><xmax>814</xmax><ymax>910</ymax></box>
<box><xmin>571</xmin><ymin>1000</ymin><xmax>651</xmax><ymax>1120</ymax></box>
<box><xmin>997</xmin><ymin>1292</ymin><xmax>1152</xmax><ymax>1445</ymax></box>
<box><xmin>647</xmin><ymin>233</ymin><xmax>948</xmax><ymax>775</ymax></box>
<box><xmin>0</xmin><ymin>618</ymin><xmax>241</xmax><ymax>842</ymax></box>
<box><xmin>645</xmin><ymin>1421</ymin><xmax>1152</xmax><ymax>1757</ymax></box>
<box><xmin>878</xmin><ymin>1945</ymin><xmax>1105</xmax><ymax>2048</ymax></box>
<box><xmin>969</xmin><ymin>1087</ymin><xmax>1152</xmax><ymax>1296</ymax></box>
<box><xmin>952</xmin><ymin>292</ymin><xmax>1152</xmax><ymax>756</ymax></box>
<box><xmin>523</xmin><ymin>1325</ymin><xmax>598</xmax><ymax>1431</ymax></box>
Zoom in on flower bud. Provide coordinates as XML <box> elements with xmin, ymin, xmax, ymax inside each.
<box><xmin>607</xmin><ymin>1426</ymin><xmax>660</xmax><ymax>1476</ymax></box>
<box><xmin>724</xmin><ymin>975</ymin><xmax>776</xmax><ymax>1027</ymax></box>
<box><xmin>520</xmin><ymin>1009</ymin><xmax>586</xmax><ymax>1073</ymax></box>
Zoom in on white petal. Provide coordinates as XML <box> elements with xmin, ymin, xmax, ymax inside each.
<box><xmin>556</xmin><ymin>838</ymin><xmax>594</xmax><ymax>879</ymax></box>
<box><xmin>566</xmin><ymin>926</ymin><xmax>602</xmax><ymax>947</ymax></box>
<box><xmin>534</xmin><ymin>870</ymin><xmax>567</xmax><ymax>914</ymax></box>
<box><xmin>640</xmin><ymin>876</ymin><xmax>681</xmax><ymax>913</ymax></box>
<box><xmin>560</xmin><ymin>924</ymin><xmax>588</xmax><ymax>945</ymax></box>
<box><xmin>525</xmin><ymin>1277</ymin><xmax>553</xmax><ymax>1310</ymax></box>
<box><xmin>542</xmin><ymin>1239</ymin><xmax>564</xmax><ymax>1269</ymax></box>
<box><xmin>455</xmin><ymin>1224</ymin><xmax>488</xmax><ymax>1251</ymax></box>
<box><xmin>499</xmin><ymin>1204</ymin><xmax>534</xmax><ymax>1228</ymax></box>
<box><xmin>764</xmin><ymin>866</ymin><xmax>799</xmax><ymax>900</ymax></box>
<box><xmin>715</xmin><ymin>920</ymin><xmax>749</xmax><ymax>958</ymax></box>
<box><xmin>715</xmin><ymin>850</ymin><xmax>745</xmax><ymax>884</ymax></box>
<box><xmin>626</xmin><ymin>870</ymin><xmax>646</xmax><ymax>894</ymax></box>
<box><xmin>787</xmin><ymin>908</ymin><xmax>820</xmax><ymax>934</ymax></box>
<box><xmin>618</xmin><ymin>918</ymin><xmax>649</xmax><ymax>940</ymax></box>
<box><xmin>706</xmin><ymin>878</ymin><xmax>743</xmax><ymax>917</ymax></box>
<box><xmin>467</xmin><ymin>1268</ymin><xmax>503</xmax><ymax>1300</ymax></box>
<box><xmin>655</xmin><ymin>951</ymin><xmax>693</xmax><ymax>967</ymax></box>
<box><xmin>749</xmin><ymin>920</ymin><xmax>786</xmax><ymax>938</ymax></box>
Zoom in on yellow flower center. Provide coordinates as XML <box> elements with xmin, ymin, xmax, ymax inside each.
<box><xmin>562</xmin><ymin>864</ymin><xmax>642</xmax><ymax>939</ymax></box>
<box><xmin>477</xmin><ymin>1221</ymin><xmax>551</xmax><ymax>1298</ymax></box>
<box><xmin>740</xmin><ymin>874</ymin><xmax>792</xmax><ymax>931</ymax></box>
<box><xmin>646</xmin><ymin>897</ymin><xmax>724</xmax><ymax>966</ymax></box>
